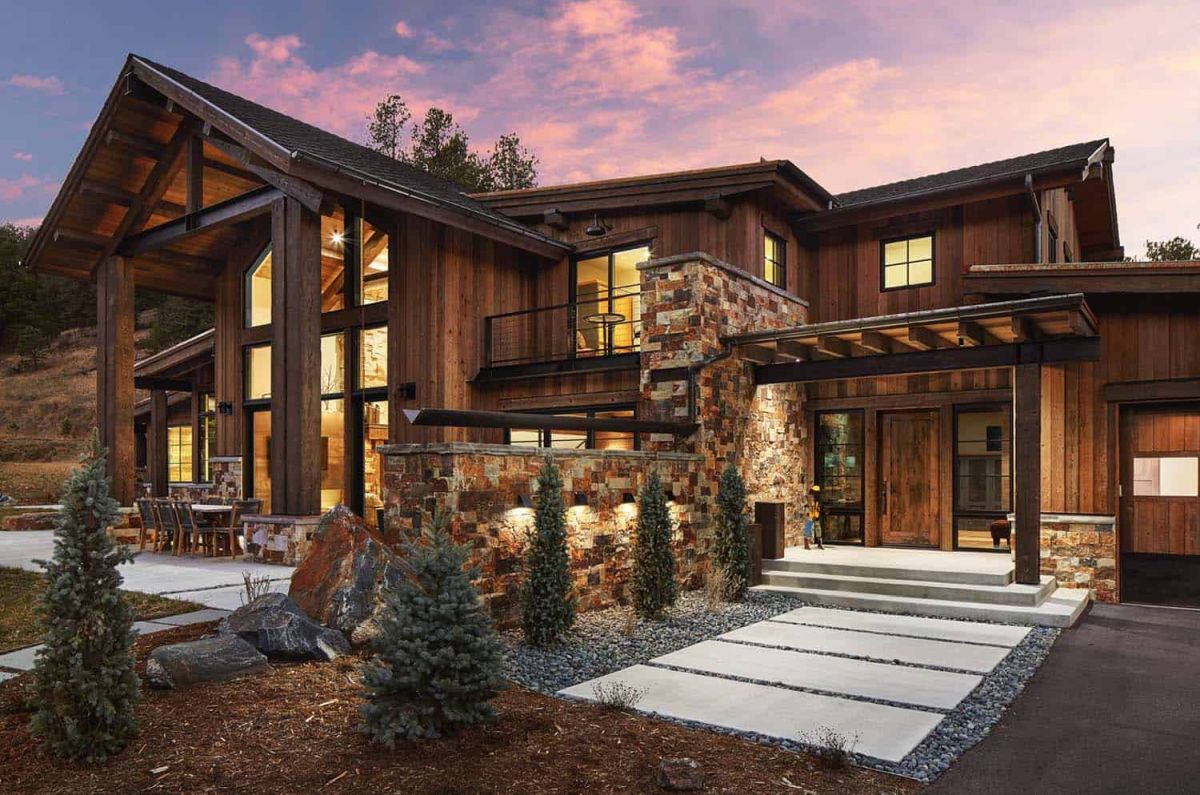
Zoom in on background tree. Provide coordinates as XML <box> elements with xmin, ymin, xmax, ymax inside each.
<box><xmin>713</xmin><ymin>462</ymin><xmax>751</xmax><ymax>601</ymax></box>
<box><xmin>360</xmin><ymin>510</ymin><xmax>505</xmax><ymax>744</ymax></box>
<box><xmin>29</xmin><ymin>431</ymin><xmax>139</xmax><ymax>761</ymax></box>
<box><xmin>521</xmin><ymin>457</ymin><xmax>575</xmax><ymax>646</ymax></box>
<box><xmin>365</xmin><ymin>95</ymin><xmax>538</xmax><ymax>192</ymax></box>
<box><xmin>144</xmin><ymin>295</ymin><xmax>215</xmax><ymax>354</ymax></box>
<box><xmin>1144</xmin><ymin>234</ymin><xmax>1198</xmax><ymax>262</ymax></box>
<box><xmin>631</xmin><ymin>471</ymin><xmax>678</xmax><ymax>619</ymax></box>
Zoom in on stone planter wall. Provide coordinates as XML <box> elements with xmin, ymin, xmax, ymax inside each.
<box><xmin>380</xmin><ymin>443</ymin><xmax>704</xmax><ymax>625</ymax></box>
<box><xmin>1038</xmin><ymin>514</ymin><xmax>1117</xmax><ymax>602</ymax></box>
<box><xmin>637</xmin><ymin>252</ymin><xmax>810</xmax><ymax>545</ymax></box>
<box><xmin>242</xmin><ymin>514</ymin><xmax>322</xmax><ymax>566</ymax></box>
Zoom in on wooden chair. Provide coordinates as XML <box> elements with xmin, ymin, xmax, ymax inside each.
<box><xmin>175</xmin><ymin>500</ymin><xmax>211</xmax><ymax>556</ymax></box>
<box><xmin>135</xmin><ymin>498</ymin><xmax>158</xmax><ymax>551</ymax></box>
<box><xmin>214</xmin><ymin>499</ymin><xmax>262</xmax><ymax>558</ymax></box>
<box><xmin>151</xmin><ymin>498</ymin><xmax>176</xmax><ymax>554</ymax></box>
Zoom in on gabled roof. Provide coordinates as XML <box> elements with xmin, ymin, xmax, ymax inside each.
<box><xmin>836</xmin><ymin>139</ymin><xmax>1109</xmax><ymax>209</ymax></box>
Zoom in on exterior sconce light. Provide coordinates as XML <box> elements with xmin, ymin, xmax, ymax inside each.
<box><xmin>665</xmin><ymin>490</ymin><xmax>677</xmax><ymax>505</ymax></box>
<box><xmin>585</xmin><ymin>212</ymin><xmax>610</xmax><ymax>237</ymax></box>
<box><xmin>622</xmin><ymin>492</ymin><xmax>636</xmax><ymax>504</ymax></box>
<box><xmin>515</xmin><ymin>494</ymin><xmax>533</xmax><ymax>509</ymax></box>
<box><xmin>217</xmin><ymin>401</ymin><xmax>233</xmax><ymax>416</ymax></box>
<box><xmin>574</xmin><ymin>492</ymin><xmax>588</xmax><ymax>507</ymax></box>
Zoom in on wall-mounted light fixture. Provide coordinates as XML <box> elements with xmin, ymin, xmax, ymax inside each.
<box><xmin>585</xmin><ymin>213</ymin><xmax>610</xmax><ymax>237</ymax></box>
<box><xmin>217</xmin><ymin>401</ymin><xmax>234</xmax><ymax>416</ymax></box>
<box><xmin>622</xmin><ymin>492</ymin><xmax>636</xmax><ymax>504</ymax></box>
<box><xmin>573</xmin><ymin>492</ymin><xmax>589</xmax><ymax>507</ymax></box>
<box><xmin>515</xmin><ymin>494</ymin><xmax>533</xmax><ymax>509</ymax></box>
<box><xmin>665</xmin><ymin>490</ymin><xmax>677</xmax><ymax>506</ymax></box>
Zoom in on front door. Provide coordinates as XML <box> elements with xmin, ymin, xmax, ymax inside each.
<box><xmin>879</xmin><ymin>410</ymin><xmax>940</xmax><ymax>546</ymax></box>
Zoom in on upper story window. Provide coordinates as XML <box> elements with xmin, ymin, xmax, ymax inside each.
<box><xmin>572</xmin><ymin>245</ymin><xmax>647</xmax><ymax>358</ymax></box>
<box><xmin>764</xmin><ymin>231</ymin><xmax>786</xmax><ymax>289</ymax></box>
<box><xmin>245</xmin><ymin>248</ymin><xmax>272</xmax><ymax>327</ymax></box>
<box><xmin>1063</xmin><ymin>242</ymin><xmax>1074</xmax><ymax>263</ymax></box>
<box><xmin>360</xmin><ymin>218</ymin><xmax>390</xmax><ymax>305</ymax></box>
<box><xmin>882</xmin><ymin>234</ymin><xmax>934</xmax><ymax>290</ymax></box>
<box><xmin>1047</xmin><ymin>226</ymin><xmax>1059</xmax><ymax>264</ymax></box>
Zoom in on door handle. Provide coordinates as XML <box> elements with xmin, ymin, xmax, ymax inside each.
<box><xmin>880</xmin><ymin>479</ymin><xmax>888</xmax><ymax>515</ymax></box>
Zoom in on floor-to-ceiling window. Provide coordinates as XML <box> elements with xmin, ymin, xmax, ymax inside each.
<box><xmin>167</xmin><ymin>425</ymin><xmax>193</xmax><ymax>482</ymax></box>
<box><xmin>954</xmin><ymin>406</ymin><xmax>1012</xmax><ymax>551</ymax></box>
<box><xmin>571</xmin><ymin>245</ymin><xmax>647</xmax><ymax>358</ymax></box>
<box><xmin>815</xmin><ymin>411</ymin><xmax>865</xmax><ymax>544</ymax></box>
<box><xmin>505</xmin><ymin>406</ymin><xmax>638</xmax><ymax>450</ymax></box>
<box><xmin>356</xmin><ymin>324</ymin><xmax>388</xmax><ymax>527</ymax></box>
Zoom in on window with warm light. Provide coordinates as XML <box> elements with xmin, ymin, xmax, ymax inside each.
<box><xmin>360</xmin><ymin>326</ymin><xmax>387</xmax><ymax>389</ymax></box>
<box><xmin>321</xmin><ymin>333</ymin><xmax>345</xmax><ymax>395</ymax></box>
<box><xmin>882</xmin><ymin>234</ymin><xmax>934</xmax><ymax>290</ymax></box>
<box><xmin>167</xmin><ymin>426</ymin><xmax>193</xmax><ymax>483</ymax></box>
<box><xmin>320</xmin><ymin>212</ymin><xmax>347</xmax><ymax>313</ymax></box>
<box><xmin>245</xmin><ymin>247</ymin><xmax>272</xmax><ymax>327</ymax></box>
<box><xmin>764</xmin><ymin>231</ymin><xmax>786</xmax><ymax>289</ymax></box>
<box><xmin>245</xmin><ymin>344</ymin><xmax>271</xmax><ymax>401</ymax></box>
<box><xmin>506</xmin><ymin>407</ymin><xmax>637</xmax><ymax>450</ymax></box>
<box><xmin>360</xmin><ymin>219</ymin><xmax>389</xmax><ymax>304</ymax></box>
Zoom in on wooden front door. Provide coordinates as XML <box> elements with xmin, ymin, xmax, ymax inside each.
<box><xmin>1120</xmin><ymin>405</ymin><xmax>1200</xmax><ymax>556</ymax></box>
<box><xmin>879</xmin><ymin>410</ymin><xmax>941</xmax><ymax>546</ymax></box>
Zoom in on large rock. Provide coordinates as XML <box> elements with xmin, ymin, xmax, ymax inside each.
<box><xmin>657</xmin><ymin>758</ymin><xmax>705</xmax><ymax>791</ymax></box>
<box><xmin>145</xmin><ymin>636</ymin><xmax>272</xmax><ymax>689</ymax></box>
<box><xmin>288</xmin><ymin>505</ymin><xmax>406</xmax><ymax>646</ymax></box>
<box><xmin>218</xmin><ymin>592</ymin><xmax>350</xmax><ymax>661</ymax></box>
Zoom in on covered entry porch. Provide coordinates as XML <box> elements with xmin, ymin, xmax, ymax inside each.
<box><xmin>728</xmin><ymin>293</ymin><xmax>1101</xmax><ymax>587</ymax></box>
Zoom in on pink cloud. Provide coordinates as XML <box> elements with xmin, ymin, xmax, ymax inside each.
<box><xmin>4</xmin><ymin>74</ymin><xmax>64</xmax><ymax>94</ymax></box>
<box><xmin>244</xmin><ymin>33</ymin><xmax>301</xmax><ymax>62</ymax></box>
<box><xmin>12</xmin><ymin>151</ymin><xmax>33</xmax><ymax>162</ymax></box>
<box><xmin>422</xmin><ymin>33</ymin><xmax>456</xmax><ymax>53</ymax></box>
<box><xmin>394</xmin><ymin>21</ymin><xmax>414</xmax><ymax>38</ymax></box>
<box><xmin>0</xmin><ymin>175</ymin><xmax>43</xmax><ymax>201</ymax></box>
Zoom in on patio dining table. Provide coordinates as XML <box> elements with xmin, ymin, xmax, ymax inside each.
<box><xmin>182</xmin><ymin>504</ymin><xmax>241</xmax><ymax>557</ymax></box>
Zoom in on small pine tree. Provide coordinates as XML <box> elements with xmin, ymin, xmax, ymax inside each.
<box><xmin>360</xmin><ymin>510</ymin><xmax>506</xmax><ymax>744</ymax></box>
<box><xmin>521</xmin><ymin>457</ymin><xmax>575</xmax><ymax>646</ymax></box>
<box><xmin>713</xmin><ymin>462</ymin><xmax>751</xmax><ymax>602</ymax></box>
<box><xmin>631</xmin><ymin>471</ymin><xmax>678</xmax><ymax>619</ymax></box>
<box><xmin>29</xmin><ymin>430</ymin><xmax>139</xmax><ymax>762</ymax></box>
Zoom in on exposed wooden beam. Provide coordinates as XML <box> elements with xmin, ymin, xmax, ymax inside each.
<box><xmin>857</xmin><ymin>330</ymin><xmax>893</xmax><ymax>354</ymax></box>
<box><xmin>956</xmin><ymin>320</ymin><xmax>996</xmax><ymax>347</ymax></box>
<box><xmin>807</xmin><ymin>388</ymin><xmax>1012</xmax><ymax>412</ymax></box>
<box><xmin>816</xmin><ymin>335</ymin><xmax>852</xmax><ymax>358</ymax></box>
<box><xmin>134</xmin><ymin>375</ymin><xmax>193</xmax><ymax>392</ymax></box>
<box><xmin>906</xmin><ymin>325</ymin><xmax>947</xmax><ymax>350</ymax></box>
<box><xmin>775</xmin><ymin>340</ymin><xmax>811</xmax><ymax>360</ymax></box>
<box><xmin>1104</xmin><ymin>378</ymin><xmax>1200</xmax><ymax>404</ymax></box>
<box><xmin>704</xmin><ymin>194</ymin><xmax>732</xmax><ymax>220</ymax></box>
<box><xmin>105</xmin><ymin>128</ymin><xmax>163</xmax><ymax>158</ymax></box>
<box><xmin>205</xmin><ymin>136</ymin><xmax>325</xmax><ymax>214</ymax></box>
<box><xmin>202</xmin><ymin>156</ymin><xmax>261</xmax><ymax>184</ymax></box>
<box><xmin>54</xmin><ymin>228</ymin><xmax>110</xmax><ymax>248</ymax></box>
<box><xmin>1011</xmin><ymin>315</ymin><xmax>1038</xmax><ymax>342</ymax></box>
<box><xmin>96</xmin><ymin>256</ymin><xmax>136</xmax><ymax>505</ymax></box>
<box><xmin>740</xmin><ymin>343</ymin><xmax>778</xmax><ymax>364</ymax></box>
<box><xmin>185</xmin><ymin>135</ymin><xmax>204</xmax><ymax>219</ymax></box>
<box><xmin>403</xmin><ymin>407</ymin><xmax>697</xmax><ymax>437</ymax></box>
<box><xmin>118</xmin><ymin>185</ymin><xmax>281</xmax><ymax>257</ymax></box>
<box><xmin>148</xmin><ymin>389</ymin><xmax>168</xmax><ymax>497</ymax></box>
<box><xmin>756</xmin><ymin>338</ymin><xmax>1100</xmax><ymax>385</ymax></box>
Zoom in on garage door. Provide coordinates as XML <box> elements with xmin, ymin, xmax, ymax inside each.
<box><xmin>1120</xmin><ymin>405</ymin><xmax>1200</xmax><ymax>606</ymax></box>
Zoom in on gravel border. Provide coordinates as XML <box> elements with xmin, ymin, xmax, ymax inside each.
<box><xmin>502</xmin><ymin>592</ymin><xmax>1060</xmax><ymax>783</ymax></box>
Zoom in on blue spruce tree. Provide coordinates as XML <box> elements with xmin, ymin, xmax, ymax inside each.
<box><xmin>713</xmin><ymin>462</ymin><xmax>751</xmax><ymax>601</ymax></box>
<box><xmin>521</xmin><ymin>457</ymin><xmax>575</xmax><ymax>646</ymax></box>
<box><xmin>30</xmin><ymin>431</ymin><xmax>140</xmax><ymax>761</ymax></box>
<box><xmin>631</xmin><ymin>471</ymin><xmax>678</xmax><ymax>619</ymax></box>
<box><xmin>360</xmin><ymin>510</ymin><xmax>506</xmax><ymax>744</ymax></box>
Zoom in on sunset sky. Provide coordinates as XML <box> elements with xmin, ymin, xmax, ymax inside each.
<box><xmin>2</xmin><ymin>0</ymin><xmax>1196</xmax><ymax>255</ymax></box>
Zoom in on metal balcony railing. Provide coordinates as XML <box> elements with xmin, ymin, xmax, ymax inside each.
<box><xmin>484</xmin><ymin>284</ymin><xmax>641</xmax><ymax>368</ymax></box>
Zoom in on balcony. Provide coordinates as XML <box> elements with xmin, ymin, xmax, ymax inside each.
<box><xmin>483</xmin><ymin>284</ymin><xmax>641</xmax><ymax>370</ymax></box>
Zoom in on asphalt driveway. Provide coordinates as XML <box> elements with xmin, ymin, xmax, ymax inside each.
<box><xmin>930</xmin><ymin>602</ymin><xmax>1200</xmax><ymax>794</ymax></box>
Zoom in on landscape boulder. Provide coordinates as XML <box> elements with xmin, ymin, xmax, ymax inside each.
<box><xmin>288</xmin><ymin>505</ymin><xmax>407</xmax><ymax>646</ymax></box>
<box><xmin>145</xmin><ymin>636</ymin><xmax>272</xmax><ymax>689</ymax></box>
<box><xmin>657</xmin><ymin>758</ymin><xmax>705</xmax><ymax>791</ymax></box>
<box><xmin>218</xmin><ymin>592</ymin><xmax>350</xmax><ymax>661</ymax></box>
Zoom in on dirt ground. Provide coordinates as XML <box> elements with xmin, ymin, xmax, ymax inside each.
<box><xmin>0</xmin><ymin>622</ymin><xmax>920</xmax><ymax>795</ymax></box>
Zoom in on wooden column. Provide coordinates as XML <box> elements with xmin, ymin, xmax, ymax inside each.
<box><xmin>1014</xmin><ymin>362</ymin><xmax>1042</xmax><ymax>585</ymax></box>
<box><xmin>213</xmin><ymin>243</ymin><xmax>252</xmax><ymax>457</ymax></box>
<box><xmin>191</xmin><ymin>384</ymin><xmax>204</xmax><ymax>482</ymax></box>
<box><xmin>148</xmin><ymin>390</ymin><xmax>168</xmax><ymax>497</ymax></box>
<box><xmin>269</xmin><ymin>197</ymin><xmax>322</xmax><ymax>515</ymax></box>
<box><xmin>96</xmin><ymin>255</ymin><xmax>135</xmax><ymax>505</ymax></box>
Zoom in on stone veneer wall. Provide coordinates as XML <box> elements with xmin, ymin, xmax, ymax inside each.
<box><xmin>1039</xmin><ymin>514</ymin><xmax>1117</xmax><ymax>602</ymax></box>
<box><xmin>637</xmin><ymin>252</ymin><xmax>810</xmax><ymax>545</ymax></box>
<box><xmin>242</xmin><ymin>514</ymin><xmax>322</xmax><ymax>566</ymax></box>
<box><xmin>380</xmin><ymin>443</ymin><xmax>704</xmax><ymax>625</ymax></box>
<box><xmin>209</xmin><ymin>456</ymin><xmax>244</xmax><ymax>501</ymax></box>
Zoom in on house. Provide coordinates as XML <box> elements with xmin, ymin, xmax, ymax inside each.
<box><xmin>26</xmin><ymin>54</ymin><xmax>1200</xmax><ymax>623</ymax></box>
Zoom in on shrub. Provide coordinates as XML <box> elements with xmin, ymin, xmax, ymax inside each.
<box><xmin>241</xmin><ymin>571</ymin><xmax>271</xmax><ymax>605</ymax></box>
<box><xmin>631</xmin><ymin>471</ymin><xmax>677</xmax><ymax>620</ymax></box>
<box><xmin>591</xmin><ymin>680</ymin><xmax>647</xmax><ymax>711</ymax></box>
<box><xmin>712</xmin><ymin>462</ymin><xmax>751</xmax><ymax>601</ymax></box>
<box><xmin>29</xmin><ymin>431</ymin><xmax>140</xmax><ymax>762</ymax></box>
<box><xmin>521</xmin><ymin>456</ymin><xmax>575</xmax><ymax>647</ymax></box>
<box><xmin>703</xmin><ymin>562</ymin><xmax>727</xmax><ymax>612</ymax></box>
<box><xmin>799</xmin><ymin>726</ymin><xmax>859</xmax><ymax>770</ymax></box>
<box><xmin>359</xmin><ymin>510</ymin><xmax>506</xmax><ymax>744</ymax></box>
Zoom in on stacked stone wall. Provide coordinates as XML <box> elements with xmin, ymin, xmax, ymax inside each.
<box><xmin>1039</xmin><ymin>514</ymin><xmax>1117</xmax><ymax>602</ymax></box>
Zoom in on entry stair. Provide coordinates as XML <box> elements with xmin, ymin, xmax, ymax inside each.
<box><xmin>753</xmin><ymin>552</ymin><xmax>1089</xmax><ymax>628</ymax></box>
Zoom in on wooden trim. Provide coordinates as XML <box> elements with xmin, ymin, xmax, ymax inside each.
<box><xmin>499</xmin><ymin>389</ymin><xmax>641</xmax><ymax>412</ymax></box>
<box><xmin>1104</xmin><ymin>378</ymin><xmax>1200</xmax><ymax>404</ymax></box>
<box><xmin>965</xmin><ymin>271</ymin><xmax>1200</xmax><ymax>294</ymax></box>
<box><xmin>1013</xmin><ymin>362</ymin><xmax>1041</xmax><ymax>584</ymax></box>
<box><xmin>805</xmin><ymin>388</ymin><xmax>1012</xmax><ymax>412</ymax></box>
<box><xmin>878</xmin><ymin>231</ymin><xmax>936</xmax><ymax>293</ymax></box>
<box><xmin>134</xmin><ymin>376</ymin><xmax>192</xmax><ymax>392</ymax></box>
<box><xmin>117</xmin><ymin>186</ymin><xmax>281</xmax><ymax>257</ymax></box>
<box><xmin>96</xmin><ymin>256</ymin><xmax>136</xmax><ymax>505</ymax></box>
<box><xmin>402</xmin><ymin>408</ymin><xmax>695</xmax><ymax>436</ymax></box>
<box><xmin>149</xmin><ymin>390</ymin><xmax>168</xmax><ymax>497</ymax></box>
<box><xmin>570</xmin><ymin>226</ymin><xmax>658</xmax><ymax>254</ymax></box>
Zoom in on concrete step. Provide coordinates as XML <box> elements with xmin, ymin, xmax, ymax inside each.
<box><xmin>763</xmin><ymin>556</ymin><xmax>1013</xmax><ymax>587</ymax></box>
<box><xmin>751</xmin><ymin>583</ymin><xmax>1090</xmax><ymax>628</ymax></box>
<box><xmin>760</xmin><ymin>569</ymin><xmax>1056</xmax><ymax>606</ymax></box>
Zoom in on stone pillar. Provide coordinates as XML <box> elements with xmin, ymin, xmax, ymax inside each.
<box><xmin>269</xmin><ymin>197</ymin><xmax>322</xmax><ymax>515</ymax></box>
<box><xmin>96</xmin><ymin>255</ymin><xmax>135</xmax><ymax>505</ymax></box>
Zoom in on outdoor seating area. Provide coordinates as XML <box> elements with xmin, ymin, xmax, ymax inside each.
<box><xmin>134</xmin><ymin>497</ymin><xmax>262</xmax><ymax>559</ymax></box>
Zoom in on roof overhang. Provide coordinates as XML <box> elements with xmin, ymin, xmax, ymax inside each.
<box><xmin>965</xmin><ymin>262</ymin><xmax>1200</xmax><ymax>295</ymax></box>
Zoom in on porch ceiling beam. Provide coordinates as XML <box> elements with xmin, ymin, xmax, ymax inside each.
<box><xmin>117</xmin><ymin>185</ymin><xmax>282</xmax><ymax>257</ymax></box>
<box><xmin>775</xmin><ymin>340</ymin><xmax>811</xmax><ymax>360</ymax></box>
<box><xmin>957</xmin><ymin>320</ymin><xmax>999</xmax><ymax>347</ymax></box>
<box><xmin>402</xmin><ymin>407</ymin><xmax>697</xmax><ymax>437</ymax></box>
<box><xmin>740</xmin><ymin>343</ymin><xmax>778</xmax><ymax>364</ymax></box>
<box><xmin>105</xmin><ymin>128</ymin><xmax>164</xmax><ymax>159</ymax></box>
<box><xmin>907</xmin><ymin>325</ymin><xmax>949</xmax><ymax>351</ymax></box>
<box><xmin>79</xmin><ymin>179</ymin><xmax>188</xmax><ymax>217</ymax></box>
<box><xmin>857</xmin><ymin>330</ymin><xmax>893</xmax><ymax>355</ymax></box>
<box><xmin>134</xmin><ymin>375</ymin><xmax>192</xmax><ymax>392</ymax></box>
<box><xmin>204</xmin><ymin>136</ymin><xmax>325</xmax><ymax>214</ymax></box>
<box><xmin>1011</xmin><ymin>315</ymin><xmax>1039</xmax><ymax>342</ymax></box>
<box><xmin>755</xmin><ymin>337</ymin><xmax>1100</xmax><ymax>385</ymax></box>
<box><xmin>816</xmin><ymin>335</ymin><xmax>852</xmax><ymax>358</ymax></box>
<box><xmin>54</xmin><ymin>227</ymin><xmax>110</xmax><ymax>248</ymax></box>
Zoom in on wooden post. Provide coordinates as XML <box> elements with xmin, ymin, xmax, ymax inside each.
<box><xmin>1014</xmin><ymin>361</ymin><xmax>1042</xmax><ymax>585</ymax></box>
<box><xmin>269</xmin><ymin>197</ymin><xmax>322</xmax><ymax>515</ymax></box>
<box><xmin>148</xmin><ymin>390</ymin><xmax>168</xmax><ymax>497</ymax></box>
<box><xmin>191</xmin><ymin>384</ymin><xmax>204</xmax><ymax>482</ymax></box>
<box><xmin>96</xmin><ymin>255</ymin><xmax>135</xmax><ymax>505</ymax></box>
<box><xmin>185</xmin><ymin>134</ymin><xmax>204</xmax><ymax>222</ymax></box>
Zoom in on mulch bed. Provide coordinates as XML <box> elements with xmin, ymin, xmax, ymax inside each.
<box><xmin>0</xmin><ymin>623</ymin><xmax>920</xmax><ymax>795</ymax></box>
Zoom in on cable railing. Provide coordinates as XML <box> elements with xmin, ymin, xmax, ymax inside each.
<box><xmin>484</xmin><ymin>284</ymin><xmax>642</xmax><ymax>367</ymax></box>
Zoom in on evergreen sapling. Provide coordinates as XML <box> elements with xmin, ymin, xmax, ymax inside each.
<box><xmin>713</xmin><ymin>462</ymin><xmax>752</xmax><ymax>601</ymax></box>
<box><xmin>631</xmin><ymin>471</ymin><xmax>678</xmax><ymax>619</ymax></box>
<box><xmin>521</xmin><ymin>457</ymin><xmax>575</xmax><ymax>646</ymax></box>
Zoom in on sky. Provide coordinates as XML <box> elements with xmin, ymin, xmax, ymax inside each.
<box><xmin>1</xmin><ymin>0</ymin><xmax>1197</xmax><ymax>256</ymax></box>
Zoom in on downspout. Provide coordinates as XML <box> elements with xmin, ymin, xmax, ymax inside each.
<box><xmin>1025</xmin><ymin>174</ymin><xmax>1042</xmax><ymax>263</ymax></box>
<box><xmin>686</xmin><ymin>343</ymin><xmax>735</xmax><ymax>424</ymax></box>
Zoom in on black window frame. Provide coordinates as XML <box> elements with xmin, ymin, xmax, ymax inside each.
<box><xmin>951</xmin><ymin>403</ymin><xmax>1014</xmax><ymax>553</ymax></box>
<box><xmin>879</xmin><ymin>232</ymin><xmax>936</xmax><ymax>292</ymax></box>
<box><xmin>763</xmin><ymin>229</ymin><xmax>787</xmax><ymax>289</ymax></box>
<box><xmin>503</xmin><ymin>404</ymin><xmax>641</xmax><ymax>451</ymax></box>
<box><xmin>813</xmin><ymin>409</ymin><xmax>866</xmax><ymax>545</ymax></box>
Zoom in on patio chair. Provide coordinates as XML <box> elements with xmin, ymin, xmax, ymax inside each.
<box><xmin>175</xmin><ymin>500</ymin><xmax>213</xmax><ymax>556</ymax></box>
<box><xmin>153</xmin><ymin>498</ymin><xmax>179</xmax><ymax>554</ymax></box>
<box><xmin>212</xmin><ymin>498</ymin><xmax>262</xmax><ymax>558</ymax></box>
<box><xmin>135</xmin><ymin>498</ymin><xmax>158</xmax><ymax>551</ymax></box>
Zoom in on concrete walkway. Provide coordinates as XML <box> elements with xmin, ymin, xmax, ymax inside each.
<box><xmin>562</xmin><ymin>606</ymin><xmax>1031</xmax><ymax>764</ymax></box>
<box><xmin>930</xmin><ymin>603</ymin><xmax>1200</xmax><ymax>794</ymax></box>
<box><xmin>0</xmin><ymin>530</ymin><xmax>293</xmax><ymax>610</ymax></box>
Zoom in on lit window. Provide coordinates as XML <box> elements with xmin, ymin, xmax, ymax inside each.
<box><xmin>1134</xmin><ymin>457</ymin><xmax>1199</xmax><ymax>497</ymax></box>
<box><xmin>360</xmin><ymin>219</ymin><xmax>389</xmax><ymax>305</ymax></box>
<box><xmin>360</xmin><ymin>326</ymin><xmax>387</xmax><ymax>389</ymax></box>
<box><xmin>764</xmin><ymin>231</ymin><xmax>786</xmax><ymax>288</ymax></box>
<box><xmin>167</xmin><ymin>426</ymin><xmax>193</xmax><ymax>483</ymax></box>
<box><xmin>320</xmin><ymin>212</ymin><xmax>347</xmax><ymax>313</ymax></box>
<box><xmin>245</xmin><ymin>247</ymin><xmax>272</xmax><ymax>327</ymax></box>
<box><xmin>245</xmin><ymin>344</ymin><xmax>271</xmax><ymax>401</ymax></box>
<box><xmin>882</xmin><ymin>234</ymin><xmax>934</xmax><ymax>290</ymax></box>
<box><xmin>321</xmin><ymin>333</ymin><xmax>345</xmax><ymax>396</ymax></box>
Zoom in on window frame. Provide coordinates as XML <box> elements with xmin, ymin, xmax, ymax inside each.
<box><xmin>244</xmin><ymin>246</ymin><xmax>273</xmax><ymax>328</ymax></box>
<box><xmin>763</xmin><ymin>229</ymin><xmax>787</xmax><ymax>289</ymax></box>
<box><xmin>167</xmin><ymin>424</ymin><xmax>193</xmax><ymax>483</ymax></box>
<box><xmin>813</xmin><ymin>409</ymin><xmax>866</xmax><ymax>545</ymax></box>
<box><xmin>951</xmin><ymin>403</ymin><xmax>1014</xmax><ymax>553</ymax></box>
<box><xmin>503</xmin><ymin>404</ymin><xmax>640</xmax><ymax>451</ymax></box>
<box><xmin>879</xmin><ymin>232</ymin><xmax>936</xmax><ymax>293</ymax></box>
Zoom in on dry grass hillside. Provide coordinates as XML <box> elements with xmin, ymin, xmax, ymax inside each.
<box><xmin>0</xmin><ymin>320</ymin><xmax>154</xmax><ymax>503</ymax></box>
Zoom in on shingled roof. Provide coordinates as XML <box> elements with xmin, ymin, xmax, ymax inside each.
<box><xmin>132</xmin><ymin>55</ymin><xmax>567</xmax><ymax>252</ymax></box>
<box><xmin>835</xmin><ymin>139</ymin><xmax>1109</xmax><ymax>209</ymax></box>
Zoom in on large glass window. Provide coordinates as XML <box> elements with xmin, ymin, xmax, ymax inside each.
<box><xmin>363</xmin><ymin>399</ymin><xmax>389</xmax><ymax>529</ymax></box>
<box><xmin>320</xmin><ymin>211</ymin><xmax>347</xmax><ymax>313</ymax></box>
<box><xmin>245</xmin><ymin>248</ymin><xmax>272</xmax><ymax>327</ymax></box>
<box><xmin>321</xmin><ymin>333</ymin><xmax>346</xmax><ymax>395</ymax></box>
<box><xmin>245</xmin><ymin>344</ymin><xmax>271</xmax><ymax>401</ymax></box>
<box><xmin>200</xmin><ymin>394</ymin><xmax>216</xmax><ymax>482</ymax></box>
<box><xmin>815</xmin><ymin>411</ymin><xmax>865</xmax><ymax>544</ymax></box>
<box><xmin>507</xmin><ymin>407</ymin><xmax>638</xmax><ymax>450</ymax></box>
<box><xmin>360</xmin><ymin>326</ymin><xmax>387</xmax><ymax>389</ymax></box>
<box><xmin>360</xmin><ymin>219</ymin><xmax>389</xmax><ymax>305</ymax></box>
<box><xmin>320</xmin><ymin>397</ymin><xmax>345</xmax><ymax>512</ymax></box>
<box><xmin>954</xmin><ymin>407</ymin><xmax>1012</xmax><ymax>551</ymax></box>
<box><xmin>167</xmin><ymin>426</ymin><xmax>193</xmax><ymax>482</ymax></box>
<box><xmin>573</xmin><ymin>245</ymin><xmax>647</xmax><ymax>358</ymax></box>
<box><xmin>1133</xmin><ymin>457</ymin><xmax>1199</xmax><ymax>497</ymax></box>
<box><xmin>764</xmin><ymin>231</ymin><xmax>786</xmax><ymax>289</ymax></box>
<box><xmin>882</xmin><ymin>234</ymin><xmax>934</xmax><ymax>290</ymax></box>
<box><xmin>250</xmin><ymin>409</ymin><xmax>271</xmax><ymax>514</ymax></box>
